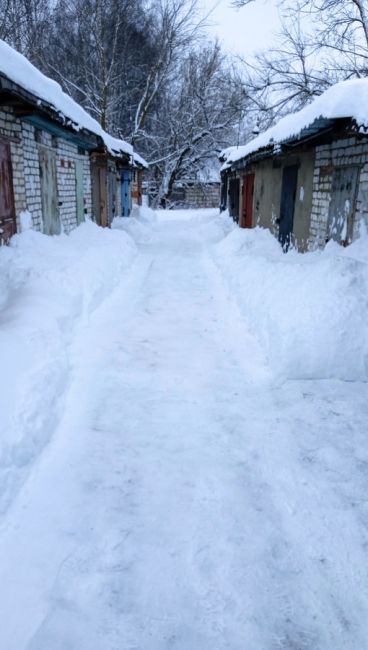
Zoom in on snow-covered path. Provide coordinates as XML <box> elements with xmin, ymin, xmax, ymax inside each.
<box><xmin>1</xmin><ymin>213</ymin><xmax>368</xmax><ymax>649</ymax></box>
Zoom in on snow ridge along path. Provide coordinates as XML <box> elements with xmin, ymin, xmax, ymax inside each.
<box><xmin>1</xmin><ymin>210</ymin><xmax>368</xmax><ymax>650</ymax></box>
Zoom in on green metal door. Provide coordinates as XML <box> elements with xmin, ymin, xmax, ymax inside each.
<box><xmin>75</xmin><ymin>159</ymin><xmax>84</xmax><ymax>225</ymax></box>
<box><xmin>39</xmin><ymin>146</ymin><xmax>60</xmax><ymax>235</ymax></box>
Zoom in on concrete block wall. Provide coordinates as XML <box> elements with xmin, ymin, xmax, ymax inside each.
<box><xmin>309</xmin><ymin>135</ymin><xmax>368</xmax><ymax>249</ymax></box>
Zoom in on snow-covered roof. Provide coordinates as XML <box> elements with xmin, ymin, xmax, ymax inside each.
<box><xmin>133</xmin><ymin>151</ymin><xmax>149</xmax><ymax>169</ymax></box>
<box><xmin>219</xmin><ymin>146</ymin><xmax>238</xmax><ymax>164</ymax></box>
<box><xmin>224</xmin><ymin>78</ymin><xmax>368</xmax><ymax>169</ymax></box>
<box><xmin>0</xmin><ymin>39</ymin><xmax>133</xmax><ymax>158</ymax></box>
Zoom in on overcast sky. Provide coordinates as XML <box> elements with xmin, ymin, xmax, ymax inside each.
<box><xmin>201</xmin><ymin>0</ymin><xmax>281</xmax><ymax>57</ymax></box>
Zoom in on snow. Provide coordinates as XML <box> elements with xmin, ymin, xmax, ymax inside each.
<box><xmin>0</xmin><ymin>220</ymin><xmax>136</xmax><ymax>515</ymax></box>
<box><xmin>0</xmin><ymin>209</ymin><xmax>368</xmax><ymax>649</ymax></box>
<box><xmin>112</xmin><ymin>206</ymin><xmax>156</xmax><ymax>243</ymax></box>
<box><xmin>224</xmin><ymin>78</ymin><xmax>368</xmax><ymax>167</ymax></box>
<box><xmin>0</xmin><ymin>39</ymin><xmax>133</xmax><ymax>157</ymax></box>
<box><xmin>213</xmin><ymin>222</ymin><xmax>368</xmax><ymax>380</ymax></box>
<box><xmin>133</xmin><ymin>151</ymin><xmax>149</xmax><ymax>169</ymax></box>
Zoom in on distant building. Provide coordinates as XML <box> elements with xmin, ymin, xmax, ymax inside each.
<box><xmin>0</xmin><ymin>39</ymin><xmax>147</xmax><ymax>243</ymax></box>
<box><xmin>221</xmin><ymin>79</ymin><xmax>368</xmax><ymax>251</ymax></box>
<box><xmin>163</xmin><ymin>162</ymin><xmax>221</xmax><ymax>209</ymax></box>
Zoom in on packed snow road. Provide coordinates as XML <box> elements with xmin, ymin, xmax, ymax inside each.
<box><xmin>1</xmin><ymin>210</ymin><xmax>368</xmax><ymax>650</ymax></box>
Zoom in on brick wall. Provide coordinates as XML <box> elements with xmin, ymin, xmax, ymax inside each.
<box><xmin>309</xmin><ymin>136</ymin><xmax>368</xmax><ymax>249</ymax></box>
<box><xmin>0</xmin><ymin>107</ymin><xmax>93</xmax><ymax>235</ymax></box>
<box><xmin>56</xmin><ymin>139</ymin><xmax>91</xmax><ymax>233</ymax></box>
<box><xmin>21</xmin><ymin>121</ymin><xmax>43</xmax><ymax>230</ymax></box>
<box><xmin>181</xmin><ymin>183</ymin><xmax>220</xmax><ymax>208</ymax></box>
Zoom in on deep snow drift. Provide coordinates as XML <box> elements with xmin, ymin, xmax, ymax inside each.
<box><xmin>212</xmin><ymin>217</ymin><xmax>368</xmax><ymax>381</ymax></box>
<box><xmin>0</xmin><ymin>220</ymin><xmax>136</xmax><ymax>514</ymax></box>
<box><xmin>0</xmin><ymin>209</ymin><xmax>367</xmax><ymax>650</ymax></box>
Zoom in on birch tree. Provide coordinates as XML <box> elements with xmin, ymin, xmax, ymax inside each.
<box><xmin>0</xmin><ymin>0</ymin><xmax>51</xmax><ymax>62</ymax></box>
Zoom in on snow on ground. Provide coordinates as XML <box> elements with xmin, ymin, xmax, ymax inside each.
<box><xmin>156</xmin><ymin>207</ymin><xmax>218</xmax><ymax>222</ymax></box>
<box><xmin>0</xmin><ymin>210</ymin><xmax>368</xmax><ymax>649</ymax></box>
<box><xmin>212</xmin><ymin>223</ymin><xmax>368</xmax><ymax>381</ymax></box>
<box><xmin>0</xmin><ymin>221</ymin><xmax>136</xmax><ymax>515</ymax></box>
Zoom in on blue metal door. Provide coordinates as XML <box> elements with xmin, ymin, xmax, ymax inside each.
<box><xmin>120</xmin><ymin>170</ymin><xmax>131</xmax><ymax>217</ymax></box>
<box><xmin>278</xmin><ymin>164</ymin><xmax>298</xmax><ymax>250</ymax></box>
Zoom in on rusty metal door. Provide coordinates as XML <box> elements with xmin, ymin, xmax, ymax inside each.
<box><xmin>39</xmin><ymin>146</ymin><xmax>60</xmax><ymax>235</ymax></box>
<box><xmin>240</xmin><ymin>174</ymin><xmax>254</xmax><ymax>228</ymax></box>
<box><xmin>99</xmin><ymin>167</ymin><xmax>108</xmax><ymax>227</ymax></box>
<box><xmin>327</xmin><ymin>166</ymin><xmax>360</xmax><ymax>245</ymax></box>
<box><xmin>75</xmin><ymin>159</ymin><xmax>84</xmax><ymax>225</ymax></box>
<box><xmin>278</xmin><ymin>164</ymin><xmax>298</xmax><ymax>250</ymax></box>
<box><xmin>0</xmin><ymin>140</ymin><xmax>16</xmax><ymax>244</ymax></box>
<box><xmin>137</xmin><ymin>170</ymin><xmax>143</xmax><ymax>206</ymax></box>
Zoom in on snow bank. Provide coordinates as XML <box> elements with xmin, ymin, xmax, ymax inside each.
<box><xmin>198</xmin><ymin>210</ymin><xmax>236</xmax><ymax>242</ymax></box>
<box><xmin>225</xmin><ymin>78</ymin><xmax>368</xmax><ymax>167</ymax></box>
<box><xmin>0</xmin><ymin>221</ymin><xmax>137</xmax><ymax>514</ymax></box>
<box><xmin>112</xmin><ymin>205</ymin><xmax>157</xmax><ymax>243</ymax></box>
<box><xmin>213</xmin><ymin>225</ymin><xmax>368</xmax><ymax>381</ymax></box>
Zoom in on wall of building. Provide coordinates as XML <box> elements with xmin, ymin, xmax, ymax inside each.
<box><xmin>185</xmin><ymin>183</ymin><xmax>220</xmax><ymax>208</ymax></box>
<box><xmin>56</xmin><ymin>139</ymin><xmax>92</xmax><ymax>232</ymax></box>
<box><xmin>239</xmin><ymin>150</ymin><xmax>315</xmax><ymax>251</ymax></box>
<box><xmin>0</xmin><ymin>107</ymin><xmax>93</xmax><ymax>236</ymax></box>
<box><xmin>309</xmin><ymin>135</ymin><xmax>368</xmax><ymax>249</ymax></box>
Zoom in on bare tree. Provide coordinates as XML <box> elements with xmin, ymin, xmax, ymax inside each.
<box><xmin>131</xmin><ymin>0</ymin><xmax>207</xmax><ymax>144</ymax></box>
<box><xmin>233</xmin><ymin>0</ymin><xmax>368</xmax><ymax>127</ymax></box>
<box><xmin>42</xmin><ymin>0</ymin><xmax>154</xmax><ymax>132</ymax></box>
<box><xmin>142</xmin><ymin>42</ymin><xmax>249</xmax><ymax>206</ymax></box>
<box><xmin>0</xmin><ymin>0</ymin><xmax>51</xmax><ymax>63</ymax></box>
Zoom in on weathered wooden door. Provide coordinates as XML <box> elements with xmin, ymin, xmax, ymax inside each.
<box><xmin>278</xmin><ymin>164</ymin><xmax>298</xmax><ymax>250</ymax></box>
<box><xmin>39</xmin><ymin>146</ymin><xmax>60</xmax><ymax>235</ymax></box>
<box><xmin>75</xmin><ymin>159</ymin><xmax>84</xmax><ymax>225</ymax></box>
<box><xmin>327</xmin><ymin>166</ymin><xmax>360</xmax><ymax>244</ymax></box>
<box><xmin>107</xmin><ymin>170</ymin><xmax>116</xmax><ymax>225</ymax></box>
<box><xmin>0</xmin><ymin>140</ymin><xmax>16</xmax><ymax>244</ymax></box>
<box><xmin>121</xmin><ymin>170</ymin><xmax>130</xmax><ymax>217</ymax></box>
<box><xmin>99</xmin><ymin>167</ymin><xmax>108</xmax><ymax>227</ymax></box>
<box><xmin>241</xmin><ymin>174</ymin><xmax>255</xmax><ymax>228</ymax></box>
